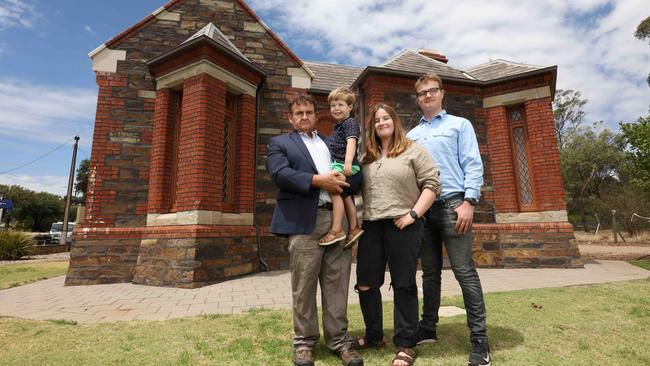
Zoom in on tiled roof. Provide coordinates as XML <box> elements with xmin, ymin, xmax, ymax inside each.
<box><xmin>303</xmin><ymin>61</ymin><xmax>364</xmax><ymax>91</ymax></box>
<box><xmin>465</xmin><ymin>59</ymin><xmax>545</xmax><ymax>81</ymax></box>
<box><xmin>379</xmin><ymin>50</ymin><xmax>472</xmax><ymax>79</ymax></box>
<box><xmin>183</xmin><ymin>23</ymin><xmax>250</xmax><ymax>62</ymax></box>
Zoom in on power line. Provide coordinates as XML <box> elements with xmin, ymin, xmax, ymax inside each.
<box><xmin>78</xmin><ymin>146</ymin><xmax>91</xmax><ymax>159</ymax></box>
<box><xmin>0</xmin><ymin>137</ymin><xmax>76</xmax><ymax>175</ymax></box>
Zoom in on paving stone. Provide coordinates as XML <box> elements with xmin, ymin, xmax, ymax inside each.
<box><xmin>0</xmin><ymin>261</ymin><xmax>648</xmax><ymax>324</ymax></box>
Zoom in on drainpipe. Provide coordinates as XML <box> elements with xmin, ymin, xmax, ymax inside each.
<box><xmin>254</xmin><ymin>80</ymin><xmax>269</xmax><ymax>272</ymax></box>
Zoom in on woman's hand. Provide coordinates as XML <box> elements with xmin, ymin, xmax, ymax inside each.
<box><xmin>393</xmin><ymin>213</ymin><xmax>415</xmax><ymax>230</ymax></box>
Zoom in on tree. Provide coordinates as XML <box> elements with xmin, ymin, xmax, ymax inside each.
<box><xmin>635</xmin><ymin>16</ymin><xmax>650</xmax><ymax>43</ymax></box>
<box><xmin>620</xmin><ymin>112</ymin><xmax>650</xmax><ymax>193</ymax></box>
<box><xmin>0</xmin><ymin>184</ymin><xmax>64</xmax><ymax>232</ymax></box>
<box><xmin>74</xmin><ymin>158</ymin><xmax>90</xmax><ymax>204</ymax></box>
<box><xmin>553</xmin><ymin>89</ymin><xmax>587</xmax><ymax>149</ymax></box>
<box><xmin>560</xmin><ymin>127</ymin><xmax>626</xmax><ymax>227</ymax></box>
<box><xmin>635</xmin><ymin>15</ymin><xmax>650</xmax><ymax>86</ymax></box>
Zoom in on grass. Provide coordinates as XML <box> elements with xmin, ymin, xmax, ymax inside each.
<box><xmin>0</xmin><ymin>278</ymin><xmax>649</xmax><ymax>365</ymax></box>
<box><xmin>0</xmin><ymin>261</ymin><xmax>69</xmax><ymax>289</ymax></box>
<box><xmin>631</xmin><ymin>259</ymin><xmax>650</xmax><ymax>271</ymax></box>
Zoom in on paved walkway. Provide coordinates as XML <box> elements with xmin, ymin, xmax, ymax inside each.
<box><xmin>0</xmin><ymin>260</ymin><xmax>648</xmax><ymax>324</ymax></box>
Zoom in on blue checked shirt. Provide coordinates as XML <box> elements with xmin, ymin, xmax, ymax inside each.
<box><xmin>406</xmin><ymin>110</ymin><xmax>483</xmax><ymax>200</ymax></box>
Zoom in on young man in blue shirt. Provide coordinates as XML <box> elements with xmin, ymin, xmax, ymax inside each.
<box><xmin>406</xmin><ymin>73</ymin><xmax>491</xmax><ymax>366</ymax></box>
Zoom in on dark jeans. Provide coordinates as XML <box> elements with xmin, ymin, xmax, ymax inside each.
<box><xmin>420</xmin><ymin>195</ymin><xmax>488</xmax><ymax>342</ymax></box>
<box><xmin>356</xmin><ymin>218</ymin><xmax>421</xmax><ymax>348</ymax></box>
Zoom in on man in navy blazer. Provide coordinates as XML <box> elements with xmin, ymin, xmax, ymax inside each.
<box><xmin>267</xmin><ymin>95</ymin><xmax>363</xmax><ymax>366</ymax></box>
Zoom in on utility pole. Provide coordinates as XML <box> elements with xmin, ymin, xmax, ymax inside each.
<box><xmin>612</xmin><ymin>209</ymin><xmax>617</xmax><ymax>244</ymax></box>
<box><xmin>61</xmin><ymin>136</ymin><xmax>79</xmax><ymax>245</ymax></box>
<box><xmin>0</xmin><ymin>193</ymin><xmax>4</xmax><ymax>228</ymax></box>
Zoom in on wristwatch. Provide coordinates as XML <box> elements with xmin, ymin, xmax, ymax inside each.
<box><xmin>409</xmin><ymin>210</ymin><xmax>418</xmax><ymax>219</ymax></box>
<box><xmin>464</xmin><ymin>197</ymin><xmax>478</xmax><ymax>206</ymax></box>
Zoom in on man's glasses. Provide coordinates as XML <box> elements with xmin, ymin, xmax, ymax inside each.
<box><xmin>416</xmin><ymin>87</ymin><xmax>441</xmax><ymax>98</ymax></box>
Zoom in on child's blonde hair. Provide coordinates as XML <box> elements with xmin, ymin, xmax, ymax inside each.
<box><xmin>327</xmin><ymin>87</ymin><xmax>356</xmax><ymax>107</ymax></box>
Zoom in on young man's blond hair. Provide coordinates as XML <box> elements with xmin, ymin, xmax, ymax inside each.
<box><xmin>414</xmin><ymin>73</ymin><xmax>443</xmax><ymax>92</ymax></box>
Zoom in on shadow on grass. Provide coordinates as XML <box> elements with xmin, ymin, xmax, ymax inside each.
<box><xmin>311</xmin><ymin>320</ymin><xmax>523</xmax><ymax>364</ymax></box>
<box><xmin>417</xmin><ymin>322</ymin><xmax>524</xmax><ymax>358</ymax></box>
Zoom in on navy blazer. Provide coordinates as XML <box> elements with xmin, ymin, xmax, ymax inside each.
<box><xmin>266</xmin><ymin>131</ymin><xmax>326</xmax><ymax>236</ymax></box>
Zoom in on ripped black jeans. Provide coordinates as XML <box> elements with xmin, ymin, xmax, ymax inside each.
<box><xmin>356</xmin><ymin>218</ymin><xmax>422</xmax><ymax>348</ymax></box>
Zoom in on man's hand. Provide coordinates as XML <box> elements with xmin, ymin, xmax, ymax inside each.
<box><xmin>454</xmin><ymin>201</ymin><xmax>474</xmax><ymax>235</ymax></box>
<box><xmin>312</xmin><ymin>171</ymin><xmax>349</xmax><ymax>194</ymax></box>
<box><xmin>393</xmin><ymin>213</ymin><xmax>415</xmax><ymax>230</ymax></box>
<box><xmin>343</xmin><ymin>162</ymin><xmax>353</xmax><ymax>177</ymax></box>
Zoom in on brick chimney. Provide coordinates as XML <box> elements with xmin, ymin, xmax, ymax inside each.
<box><xmin>417</xmin><ymin>48</ymin><xmax>449</xmax><ymax>64</ymax></box>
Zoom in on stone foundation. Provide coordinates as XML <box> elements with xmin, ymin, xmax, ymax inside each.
<box><xmin>133</xmin><ymin>226</ymin><xmax>259</xmax><ymax>288</ymax></box>
<box><xmin>472</xmin><ymin>222</ymin><xmax>582</xmax><ymax>268</ymax></box>
<box><xmin>65</xmin><ymin>237</ymin><xmax>141</xmax><ymax>285</ymax></box>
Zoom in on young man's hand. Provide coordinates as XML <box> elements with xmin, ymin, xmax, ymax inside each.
<box><xmin>454</xmin><ymin>201</ymin><xmax>474</xmax><ymax>235</ymax></box>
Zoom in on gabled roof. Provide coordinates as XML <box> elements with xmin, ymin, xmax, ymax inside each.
<box><xmin>97</xmin><ymin>0</ymin><xmax>304</xmax><ymax>68</ymax></box>
<box><xmin>303</xmin><ymin>61</ymin><xmax>364</xmax><ymax>92</ymax></box>
<box><xmin>465</xmin><ymin>59</ymin><xmax>545</xmax><ymax>81</ymax></box>
<box><xmin>379</xmin><ymin>50</ymin><xmax>473</xmax><ymax>80</ymax></box>
<box><xmin>183</xmin><ymin>23</ymin><xmax>250</xmax><ymax>62</ymax></box>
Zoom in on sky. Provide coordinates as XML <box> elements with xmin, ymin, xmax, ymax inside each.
<box><xmin>0</xmin><ymin>0</ymin><xmax>648</xmax><ymax>196</ymax></box>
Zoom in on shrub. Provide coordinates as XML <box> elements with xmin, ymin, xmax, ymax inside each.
<box><xmin>0</xmin><ymin>231</ymin><xmax>34</xmax><ymax>260</ymax></box>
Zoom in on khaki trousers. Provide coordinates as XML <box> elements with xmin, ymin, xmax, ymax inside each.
<box><xmin>289</xmin><ymin>208</ymin><xmax>353</xmax><ymax>351</ymax></box>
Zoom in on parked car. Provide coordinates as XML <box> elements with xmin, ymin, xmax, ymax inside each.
<box><xmin>49</xmin><ymin>222</ymin><xmax>75</xmax><ymax>244</ymax></box>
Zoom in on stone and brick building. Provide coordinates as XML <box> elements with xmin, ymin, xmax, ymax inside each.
<box><xmin>66</xmin><ymin>0</ymin><xmax>581</xmax><ymax>288</ymax></box>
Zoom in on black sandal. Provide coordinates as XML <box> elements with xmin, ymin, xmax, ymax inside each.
<box><xmin>351</xmin><ymin>337</ymin><xmax>386</xmax><ymax>350</ymax></box>
<box><xmin>391</xmin><ymin>347</ymin><xmax>416</xmax><ymax>366</ymax></box>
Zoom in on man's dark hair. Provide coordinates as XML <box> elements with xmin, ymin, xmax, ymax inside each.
<box><xmin>288</xmin><ymin>95</ymin><xmax>317</xmax><ymax>114</ymax></box>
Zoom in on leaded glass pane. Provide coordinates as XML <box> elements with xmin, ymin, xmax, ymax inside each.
<box><xmin>513</xmin><ymin>127</ymin><xmax>533</xmax><ymax>205</ymax></box>
<box><xmin>223</xmin><ymin>117</ymin><xmax>230</xmax><ymax>202</ymax></box>
<box><xmin>509</xmin><ymin>108</ymin><xmax>523</xmax><ymax>121</ymax></box>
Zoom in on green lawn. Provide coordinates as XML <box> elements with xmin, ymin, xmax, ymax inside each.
<box><xmin>0</xmin><ymin>278</ymin><xmax>648</xmax><ymax>365</ymax></box>
<box><xmin>631</xmin><ymin>259</ymin><xmax>650</xmax><ymax>271</ymax></box>
<box><xmin>0</xmin><ymin>261</ymin><xmax>69</xmax><ymax>289</ymax></box>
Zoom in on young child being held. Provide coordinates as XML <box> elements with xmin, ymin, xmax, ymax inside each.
<box><xmin>320</xmin><ymin>87</ymin><xmax>364</xmax><ymax>248</ymax></box>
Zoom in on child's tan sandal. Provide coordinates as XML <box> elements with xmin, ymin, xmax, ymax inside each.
<box><xmin>319</xmin><ymin>230</ymin><xmax>346</xmax><ymax>246</ymax></box>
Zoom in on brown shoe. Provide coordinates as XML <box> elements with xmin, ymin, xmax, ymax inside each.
<box><xmin>338</xmin><ymin>347</ymin><xmax>363</xmax><ymax>366</ymax></box>
<box><xmin>319</xmin><ymin>229</ymin><xmax>346</xmax><ymax>246</ymax></box>
<box><xmin>344</xmin><ymin>226</ymin><xmax>364</xmax><ymax>248</ymax></box>
<box><xmin>294</xmin><ymin>348</ymin><xmax>315</xmax><ymax>366</ymax></box>
<box><xmin>351</xmin><ymin>336</ymin><xmax>386</xmax><ymax>350</ymax></box>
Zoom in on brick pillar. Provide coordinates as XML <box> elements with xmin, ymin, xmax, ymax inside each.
<box><xmin>173</xmin><ymin>74</ymin><xmax>227</xmax><ymax>212</ymax></box>
<box><xmin>82</xmin><ymin>72</ymin><xmax>126</xmax><ymax>227</ymax></box>
<box><xmin>486</xmin><ymin>105</ymin><xmax>519</xmax><ymax>213</ymax></box>
<box><xmin>235</xmin><ymin>94</ymin><xmax>256</xmax><ymax>213</ymax></box>
<box><xmin>524</xmin><ymin>98</ymin><xmax>567</xmax><ymax>211</ymax></box>
<box><xmin>148</xmin><ymin>88</ymin><xmax>179</xmax><ymax>214</ymax></box>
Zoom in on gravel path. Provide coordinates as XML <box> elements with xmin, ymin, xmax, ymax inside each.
<box><xmin>0</xmin><ymin>252</ymin><xmax>70</xmax><ymax>266</ymax></box>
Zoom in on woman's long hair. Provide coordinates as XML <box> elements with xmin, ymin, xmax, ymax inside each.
<box><xmin>362</xmin><ymin>103</ymin><xmax>412</xmax><ymax>164</ymax></box>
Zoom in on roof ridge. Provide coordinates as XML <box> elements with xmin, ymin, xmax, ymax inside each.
<box><xmin>378</xmin><ymin>49</ymin><xmax>410</xmax><ymax>67</ymax></box>
<box><xmin>182</xmin><ymin>22</ymin><xmax>249</xmax><ymax>61</ymax></box>
<box><xmin>303</xmin><ymin>60</ymin><xmax>364</xmax><ymax>69</ymax></box>
<box><xmin>467</xmin><ymin>58</ymin><xmax>544</xmax><ymax>71</ymax></box>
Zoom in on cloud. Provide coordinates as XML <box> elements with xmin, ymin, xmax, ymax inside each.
<box><xmin>0</xmin><ymin>173</ymin><xmax>68</xmax><ymax>196</ymax></box>
<box><xmin>0</xmin><ymin>78</ymin><xmax>96</xmax><ymax>148</ymax></box>
<box><xmin>249</xmin><ymin>0</ymin><xmax>650</xmax><ymax>128</ymax></box>
<box><xmin>84</xmin><ymin>24</ymin><xmax>94</xmax><ymax>35</ymax></box>
<box><xmin>0</xmin><ymin>0</ymin><xmax>39</xmax><ymax>30</ymax></box>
